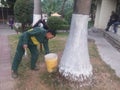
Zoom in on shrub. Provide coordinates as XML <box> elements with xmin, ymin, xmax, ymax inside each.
<box><xmin>14</xmin><ymin>23</ymin><xmax>32</xmax><ymax>33</ymax></box>
<box><xmin>47</xmin><ymin>16</ymin><xmax>69</xmax><ymax>31</ymax></box>
<box><xmin>14</xmin><ymin>0</ymin><xmax>33</xmax><ymax>32</ymax></box>
<box><xmin>64</xmin><ymin>10</ymin><xmax>73</xmax><ymax>24</ymax></box>
<box><xmin>88</xmin><ymin>20</ymin><xmax>94</xmax><ymax>28</ymax></box>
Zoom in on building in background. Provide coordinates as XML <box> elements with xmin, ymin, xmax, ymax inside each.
<box><xmin>94</xmin><ymin>0</ymin><xmax>120</xmax><ymax>29</ymax></box>
<box><xmin>0</xmin><ymin>2</ymin><xmax>14</xmax><ymax>23</ymax></box>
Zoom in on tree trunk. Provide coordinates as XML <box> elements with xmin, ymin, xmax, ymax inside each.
<box><xmin>59</xmin><ymin>0</ymin><xmax>93</xmax><ymax>83</ymax></box>
<box><xmin>73</xmin><ymin>0</ymin><xmax>91</xmax><ymax>14</ymax></box>
<box><xmin>61</xmin><ymin>0</ymin><xmax>67</xmax><ymax>18</ymax></box>
<box><xmin>33</xmin><ymin>0</ymin><xmax>43</xmax><ymax>51</ymax></box>
<box><xmin>32</xmin><ymin>0</ymin><xmax>42</xmax><ymax>26</ymax></box>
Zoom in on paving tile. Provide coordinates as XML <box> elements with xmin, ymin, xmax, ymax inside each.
<box><xmin>0</xmin><ymin>25</ymin><xmax>16</xmax><ymax>90</ymax></box>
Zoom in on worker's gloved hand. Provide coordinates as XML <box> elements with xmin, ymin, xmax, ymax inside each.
<box><xmin>23</xmin><ymin>44</ymin><xmax>28</xmax><ymax>49</ymax></box>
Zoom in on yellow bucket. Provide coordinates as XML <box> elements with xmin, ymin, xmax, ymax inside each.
<box><xmin>44</xmin><ymin>53</ymin><xmax>58</xmax><ymax>73</ymax></box>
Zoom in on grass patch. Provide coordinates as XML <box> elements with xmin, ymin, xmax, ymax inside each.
<box><xmin>8</xmin><ymin>32</ymin><xmax>120</xmax><ymax>90</ymax></box>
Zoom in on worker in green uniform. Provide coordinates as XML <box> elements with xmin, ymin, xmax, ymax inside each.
<box><xmin>11</xmin><ymin>22</ymin><xmax>56</xmax><ymax>78</ymax></box>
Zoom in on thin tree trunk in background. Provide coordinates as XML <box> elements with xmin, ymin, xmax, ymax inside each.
<box><xmin>33</xmin><ymin>0</ymin><xmax>42</xmax><ymax>26</ymax></box>
<box><xmin>33</xmin><ymin>0</ymin><xmax>43</xmax><ymax>51</ymax></box>
<box><xmin>61</xmin><ymin>0</ymin><xmax>67</xmax><ymax>17</ymax></box>
<box><xmin>59</xmin><ymin>0</ymin><xmax>93</xmax><ymax>84</ymax></box>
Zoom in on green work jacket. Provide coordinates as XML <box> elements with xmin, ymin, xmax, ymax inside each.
<box><xmin>20</xmin><ymin>27</ymin><xmax>49</xmax><ymax>54</ymax></box>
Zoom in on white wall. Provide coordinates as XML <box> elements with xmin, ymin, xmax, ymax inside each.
<box><xmin>94</xmin><ymin>0</ymin><xmax>102</xmax><ymax>28</ymax></box>
<box><xmin>94</xmin><ymin>0</ymin><xmax>117</xmax><ymax>29</ymax></box>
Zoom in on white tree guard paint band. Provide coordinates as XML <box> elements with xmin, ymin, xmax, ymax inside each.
<box><xmin>59</xmin><ymin>14</ymin><xmax>93</xmax><ymax>82</ymax></box>
<box><xmin>32</xmin><ymin>14</ymin><xmax>41</xmax><ymax>26</ymax></box>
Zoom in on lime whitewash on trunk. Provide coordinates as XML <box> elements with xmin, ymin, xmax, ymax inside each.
<box><xmin>59</xmin><ymin>0</ymin><xmax>93</xmax><ymax>82</ymax></box>
<box><xmin>32</xmin><ymin>0</ymin><xmax>42</xmax><ymax>26</ymax></box>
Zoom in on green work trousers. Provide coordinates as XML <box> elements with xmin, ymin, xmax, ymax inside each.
<box><xmin>12</xmin><ymin>39</ymin><xmax>39</xmax><ymax>72</ymax></box>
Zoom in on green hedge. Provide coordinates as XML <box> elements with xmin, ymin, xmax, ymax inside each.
<box><xmin>14</xmin><ymin>0</ymin><xmax>33</xmax><ymax>32</ymax></box>
<box><xmin>47</xmin><ymin>16</ymin><xmax>69</xmax><ymax>31</ymax></box>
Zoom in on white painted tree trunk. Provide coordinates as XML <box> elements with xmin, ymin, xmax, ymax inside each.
<box><xmin>59</xmin><ymin>14</ymin><xmax>93</xmax><ymax>82</ymax></box>
<box><xmin>32</xmin><ymin>0</ymin><xmax>41</xmax><ymax>26</ymax></box>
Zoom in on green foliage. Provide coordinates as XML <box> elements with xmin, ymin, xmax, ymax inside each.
<box><xmin>47</xmin><ymin>16</ymin><xmax>69</xmax><ymax>31</ymax></box>
<box><xmin>42</xmin><ymin>0</ymin><xmax>63</xmax><ymax>16</ymax></box>
<box><xmin>41</xmin><ymin>0</ymin><xmax>73</xmax><ymax>17</ymax></box>
<box><xmin>14</xmin><ymin>24</ymin><xmax>32</xmax><ymax>33</ymax></box>
<box><xmin>61</xmin><ymin>0</ymin><xmax>73</xmax><ymax>24</ymax></box>
<box><xmin>64</xmin><ymin>9</ymin><xmax>73</xmax><ymax>24</ymax></box>
<box><xmin>88</xmin><ymin>20</ymin><xmax>94</xmax><ymax>28</ymax></box>
<box><xmin>1</xmin><ymin>0</ymin><xmax>16</xmax><ymax>7</ymax></box>
<box><xmin>14</xmin><ymin>0</ymin><xmax>33</xmax><ymax>25</ymax></box>
<box><xmin>41</xmin><ymin>0</ymin><xmax>73</xmax><ymax>27</ymax></box>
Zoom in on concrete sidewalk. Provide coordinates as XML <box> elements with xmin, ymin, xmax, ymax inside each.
<box><xmin>88</xmin><ymin>28</ymin><xmax>120</xmax><ymax>78</ymax></box>
<box><xmin>0</xmin><ymin>24</ymin><xmax>16</xmax><ymax>90</ymax></box>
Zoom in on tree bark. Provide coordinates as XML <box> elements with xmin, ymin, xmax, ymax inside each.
<box><xmin>73</xmin><ymin>0</ymin><xmax>91</xmax><ymax>15</ymax></box>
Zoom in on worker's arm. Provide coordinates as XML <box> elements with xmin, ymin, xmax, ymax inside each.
<box><xmin>43</xmin><ymin>39</ymin><xmax>49</xmax><ymax>54</ymax></box>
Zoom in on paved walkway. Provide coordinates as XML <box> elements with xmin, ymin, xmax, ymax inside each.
<box><xmin>88</xmin><ymin>28</ymin><xmax>120</xmax><ymax>78</ymax></box>
<box><xmin>0</xmin><ymin>24</ymin><xmax>16</xmax><ymax>90</ymax></box>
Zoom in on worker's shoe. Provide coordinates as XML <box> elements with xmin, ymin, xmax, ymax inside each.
<box><xmin>31</xmin><ymin>67</ymin><xmax>39</xmax><ymax>71</ymax></box>
<box><xmin>12</xmin><ymin>71</ymin><xmax>18</xmax><ymax>79</ymax></box>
